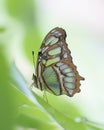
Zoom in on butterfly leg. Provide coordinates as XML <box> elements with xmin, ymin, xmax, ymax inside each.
<box><xmin>43</xmin><ymin>86</ymin><xmax>48</xmax><ymax>103</ymax></box>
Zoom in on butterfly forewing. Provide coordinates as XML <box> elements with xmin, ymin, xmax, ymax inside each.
<box><xmin>34</xmin><ymin>27</ymin><xmax>84</xmax><ymax>97</ymax></box>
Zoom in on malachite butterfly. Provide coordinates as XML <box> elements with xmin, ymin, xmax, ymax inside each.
<box><xmin>33</xmin><ymin>27</ymin><xmax>84</xmax><ymax>97</ymax></box>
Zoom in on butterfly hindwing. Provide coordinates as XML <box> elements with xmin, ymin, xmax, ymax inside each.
<box><xmin>34</xmin><ymin>27</ymin><xmax>84</xmax><ymax>97</ymax></box>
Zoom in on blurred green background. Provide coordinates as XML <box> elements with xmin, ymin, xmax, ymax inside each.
<box><xmin>0</xmin><ymin>0</ymin><xmax>104</xmax><ymax>130</ymax></box>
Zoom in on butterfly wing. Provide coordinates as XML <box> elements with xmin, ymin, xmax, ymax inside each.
<box><xmin>35</xmin><ymin>27</ymin><xmax>84</xmax><ymax>97</ymax></box>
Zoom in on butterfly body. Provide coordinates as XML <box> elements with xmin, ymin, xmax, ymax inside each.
<box><xmin>33</xmin><ymin>27</ymin><xmax>84</xmax><ymax>97</ymax></box>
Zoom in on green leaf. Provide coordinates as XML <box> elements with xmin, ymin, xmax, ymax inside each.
<box><xmin>0</xmin><ymin>45</ymin><xmax>16</xmax><ymax>130</ymax></box>
<box><xmin>5</xmin><ymin>0</ymin><xmax>41</xmax><ymax>62</ymax></box>
<box><xmin>0</xmin><ymin>44</ymin><xmax>103</xmax><ymax>130</ymax></box>
<box><xmin>5</xmin><ymin>0</ymin><xmax>35</xmax><ymax>27</ymax></box>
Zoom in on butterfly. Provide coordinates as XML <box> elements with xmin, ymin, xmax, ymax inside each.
<box><xmin>33</xmin><ymin>27</ymin><xmax>84</xmax><ymax>97</ymax></box>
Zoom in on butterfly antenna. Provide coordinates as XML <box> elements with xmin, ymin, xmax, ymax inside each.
<box><xmin>32</xmin><ymin>51</ymin><xmax>36</xmax><ymax>70</ymax></box>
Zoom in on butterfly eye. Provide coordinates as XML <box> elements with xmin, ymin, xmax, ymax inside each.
<box><xmin>38</xmin><ymin>51</ymin><xmax>42</xmax><ymax>56</ymax></box>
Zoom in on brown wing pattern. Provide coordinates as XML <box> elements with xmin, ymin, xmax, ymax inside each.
<box><xmin>36</xmin><ymin>27</ymin><xmax>84</xmax><ymax>96</ymax></box>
